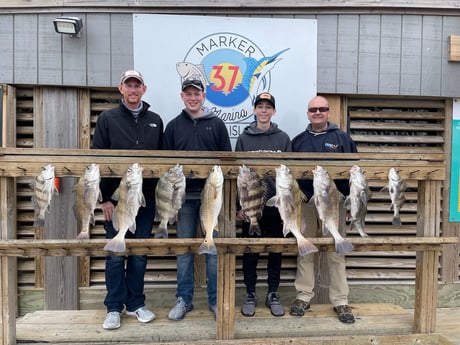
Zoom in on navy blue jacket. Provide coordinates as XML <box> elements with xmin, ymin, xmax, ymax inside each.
<box><xmin>292</xmin><ymin>122</ymin><xmax>357</xmax><ymax>198</ymax></box>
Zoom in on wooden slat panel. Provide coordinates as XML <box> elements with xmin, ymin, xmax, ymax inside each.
<box><xmin>0</xmin><ymin>15</ymin><xmax>13</xmax><ymax>83</ymax></box>
<box><xmin>349</xmin><ymin>110</ymin><xmax>445</xmax><ymax>119</ymax></box>
<box><xmin>379</xmin><ymin>14</ymin><xmax>402</xmax><ymax>95</ymax></box>
<box><xmin>357</xmin><ymin>14</ymin><xmax>380</xmax><ymax>94</ymax></box>
<box><xmin>38</xmin><ymin>14</ymin><xmax>62</xmax><ymax>85</ymax></box>
<box><xmin>336</xmin><ymin>15</ymin><xmax>359</xmax><ymax>93</ymax></box>
<box><xmin>420</xmin><ymin>16</ymin><xmax>443</xmax><ymax>97</ymax></box>
<box><xmin>62</xmin><ymin>13</ymin><xmax>87</xmax><ymax>86</ymax></box>
<box><xmin>14</xmin><ymin>15</ymin><xmax>38</xmax><ymax>84</ymax></box>
<box><xmin>350</xmin><ymin>121</ymin><xmax>443</xmax><ymax>131</ymax></box>
<box><xmin>401</xmin><ymin>15</ymin><xmax>423</xmax><ymax>95</ymax></box>
<box><xmin>351</xmin><ymin>134</ymin><xmax>444</xmax><ymax>144</ymax></box>
<box><xmin>317</xmin><ymin>15</ymin><xmax>337</xmax><ymax>94</ymax></box>
<box><xmin>87</xmin><ymin>14</ymin><xmax>111</xmax><ymax>86</ymax></box>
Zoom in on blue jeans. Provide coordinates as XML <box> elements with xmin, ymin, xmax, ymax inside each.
<box><xmin>175</xmin><ymin>199</ymin><xmax>217</xmax><ymax>307</ymax></box>
<box><xmin>104</xmin><ymin>196</ymin><xmax>155</xmax><ymax>313</ymax></box>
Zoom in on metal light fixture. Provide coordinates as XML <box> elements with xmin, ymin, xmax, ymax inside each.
<box><xmin>53</xmin><ymin>17</ymin><xmax>83</xmax><ymax>38</ymax></box>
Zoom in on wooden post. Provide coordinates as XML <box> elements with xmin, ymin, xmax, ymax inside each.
<box><xmin>216</xmin><ymin>178</ymin><xmax>237</xmax><ymax>340</ymax></box>
<box><xmin>414</xmin><ymin>180</ymin><xmax>441</xmax><ymax>333</ymax></box>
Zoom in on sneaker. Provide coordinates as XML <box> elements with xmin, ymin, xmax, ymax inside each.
<box><xmin>241</xmin><ymin>292</ymin><xmax>257</xmax><ymax>317</ymax></box>
<box><xmin>334</xmin><ymin>305</ymin><xmax>355</xmax><ymax>323</ymax></box>
<box><xmin>102</xmin><ymin>311</ymin><xmax>121</xmax><ymax>330</ymax></box>
<box><xmin>126</xmin><ymin>306</ymin><xmax>155</xmax><ymax>323</ymax></box>
<box><xmin>209</xmin><ymin>304</ymin><xmax>217</xmax><ymax>320</ymax></box>
<box><xmin>289</xmin><ymin>298</ymin><xmax>310</xmax><ymax>316</ymax></box>
<box><xmin>168</xmin><ymin>297</ymin><xmax>194</xmax><ymax>321</ymax></box>
<box><xmin>265</xmin><ymin>292</ymin><xmax>285</xmax><ymax>317</ymax></box>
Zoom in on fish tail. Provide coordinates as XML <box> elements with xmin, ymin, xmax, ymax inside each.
<box><xmin>103</xmin><ymin>236</ymin><xmax>126</xmax><ymax>253</ymax></box>
<box><xmin>296</xmin><ymin>237</ymin><xmax>319</xmax><ymax>256</ymax></box>
<box><xmin>392</xmin><ymin>216</ymin><xmax>402</xmax><ymax>226</ymax></box>
<box><xmin>335</xmin><ymin>238</ymin><xmax>354</xmax><ymax>254</ymax></box>
<box><xmin>76</xmin><ymin>231</ymin><xmax>89</xmax><ymax>240</ymax></box>
<box><xmin>34</xmin><ymin>214</ymin><xmax>45</xmax><ymax>227</ymax></box>
<box><xmin>248</xmin><ymin>222</ymin><xmax>261</xmax><ymax>236</ymax></box>
<box><xmin>154</xmin><ymin>223</ymin><xmax>169</xmax><ymax>239</ymax></box>
<box><xmin>197</xmin><ymin>238</ymin><xmax>217</xmax><ymax>255</ymax></box>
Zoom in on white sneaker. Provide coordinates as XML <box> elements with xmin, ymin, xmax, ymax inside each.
<box><xmin>126</xmin><ymin>306</ymin><xmax>155</xmax><ymax>323</ymax></box>
<box><xmin>103</xmin><ymin>311</ymin><xmax>121</xmax><ymax>330</ymax></box>
<box><xmin>168</xmin><ymin>297</ymin><xmax>193</xmax><ymax>320</ymax></box>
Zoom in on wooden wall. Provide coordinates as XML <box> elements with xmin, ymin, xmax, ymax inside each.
<box><xmin>1</xmin><ymin>12</ymin><xmax>460</xmax><ymax>97</ymax></box>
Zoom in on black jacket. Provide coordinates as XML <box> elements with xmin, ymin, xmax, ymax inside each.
<box><xmin>91</xmin><ymin>100</ymin><xmax>164</xmax><ymax>202</ymax></box>
<box><xmin>163</xmin><ymin>106</ymin><xmax>231</xmax><ymax>195</ymax></box>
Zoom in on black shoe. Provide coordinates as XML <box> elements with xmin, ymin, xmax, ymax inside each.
<box><xmin>289</xmin><ymin>298</ymin><xmax>310</xmax><ymax>316</ymax></box>
<box><xmin>265</xmin><ymin>292</ymin><xmax>285</xmax><ymax>317</ymax></box>
<box><xmin>334</xmin><ymin>305</ymin><xmax>355</xmax><ymax>323</ymax></box>
<box><xmin>241</xmin><ymin>293</ymin><xmax>257</xmax><ymax>317</ymax></box>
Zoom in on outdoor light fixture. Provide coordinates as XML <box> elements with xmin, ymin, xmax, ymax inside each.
<box><xmin>53</xmin><ymin>17</ymin><xmax>83</xmax><ymax>37</ymax></box>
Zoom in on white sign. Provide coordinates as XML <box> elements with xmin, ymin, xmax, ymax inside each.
<box><xmin>134</xmin><ymin>14</ymin><xmax>317</xmax><ymax>148</ymax></box>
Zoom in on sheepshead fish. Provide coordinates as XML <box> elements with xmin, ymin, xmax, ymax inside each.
<box><xmin>154</xmin><ymin>164</ymin><xmax>186</xmax><ymax>239</ymax></box>
<box><xmin>31</xmin><ymin>164</ymin><xmax>58</xmax><ymax>227</ymax></box>
<box><xmin>311</xmin><ymin>165</ymin><xmax>353</xmax><ymax>254</ymax></box>
<box><xmin>198</xmin><ymin>165</ymin><xmax>224</xmax><ymax>255</ymax></box>
<box><xmin>237</xmin><ymin>165</ymin><xmax>264</xmax><ymax>236</ymax></box>
<box><xmin>266</xmin><ymin>164</ymin><xmax>318</xmax><ymax>256</ymax></box>
<box><xmin>73</xmin><ymin>164</ymin><xmax>102</xmax><ymax>240</ymax></box>
<box><xmin>104</xmin><ymin>163</ymin><xmax>145</xmax><ymax>252</ymax></box>
<box><xmin>344</xmin><ymin>165</ymin><xmax>372</xmax><ymax>238</ymax></box>
<box><xmin>381</xmin><ymin>167</ymin><xmax>407</xmax><ymax>226</ymax></box>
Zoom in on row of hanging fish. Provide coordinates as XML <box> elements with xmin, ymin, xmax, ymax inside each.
<box><xmin>31</xmin><ymin>163</ymin><xmax>406</xmax><ymax>255</ymax></box>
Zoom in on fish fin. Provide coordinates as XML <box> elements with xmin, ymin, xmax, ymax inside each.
<box><xmin>112</xmin><ymin>209</ymin><xmax>119</xmax><ymax>231</ymax></box>
<box><xmin>197</xmin><ymin>238</ymin><xmax>217</xmax><ymax>255</ymax></box>
<box><xmin>33</xmin><ymin>216</ymin><xmax>45</xmax><ymax>228</ymax></box>
<box><xmin>111</xmin><ymin>189</ymin><xmax>119</xmax><ymax>201</ymax></box>
<box><xmin>299</xmin><ymin>191</ymin><xmax>309</xmax><ymax>203</ymax></box>
<box><xmin>392</xmin><ymin>216</ymin><xmax>402</xmax><ymax>226</ymax></box>
<box><xmin>140</xmin><ymin>194</ymin><xmax>146</xmax><ymax>207</ymax></box>
<box><xmin>335</xmin><ymin>238</ymin><xmax>354</xmax><ymax>254</ymax></box>
<box><xmin>128</xmin><ymin>223</ymin><xmax>137</xmax><ymax>234</ymax></box>
<box><xmin>261</xmin><ymin>175</ymin><xmax>276</xmax><ymax>202</ymax></box>
<box><xmin>103</xmin><ymin>237</ymin><xmax>126</xmax><ymax>252</ymax></box>
<box><xmin>265</xmin><ymin>196</ymin><xmax>277</xmax><ymax>207</ymax></box>
<box><xmin>248</xmin><ymin>222</ymin><xmax>261</xmax><ymax>236</ymax></box>
<box><xmin>380</xmin><ymin>186</ymin><xmax>389</xmax><ymax>193</ymax></box>
<box><xmin>296</xmin><ymin>237</ymin><xmax>319</xmax><ymax>256</ymax></box>
<box><xmin>359</xmin><ymin>191</ymin><xmax>368</xmax><ymax>206</ymax></box>
<box><xmin>154</xmin><ymin>222</ymin><xmax>169</xmax><ymax>239</ymax></box>
<box><xmin>90</xmin><ymin>212</ymin><xmax>95</xmax><ymax>226</ymax></box>
<box><xmin>322</xmin><ymin>224</ymin><xmax>330</xmax><ymax>236</ymax></box>
<box><xmin>76</xmin><ymin>231</ymin><xmax>89</xmax><ymax>240</ymax></box>
<box><xmin>98</xmin><ymin>190</ymin><xmax>103</xmax><ymax>203</ymax></box>
<box><xmin>343</xmin><ymin>196</ymin><xmax>351</xmax><ymax>209</ymax></box>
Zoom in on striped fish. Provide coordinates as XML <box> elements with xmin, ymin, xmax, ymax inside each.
<box><xmin>31</xmin><ymin>164</ymin><xmax>58</xmax><ymax>227</ymax></box>
<box><xmin>237</xmin><ymin>165</ymin><xmax>264</xmax><ymax>236</ymax></box>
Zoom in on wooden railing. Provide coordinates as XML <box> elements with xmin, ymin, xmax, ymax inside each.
<box><xmin>0</xmin><ymin>148</ymin><xmax>456</xmax><ymax>344</ymax></box>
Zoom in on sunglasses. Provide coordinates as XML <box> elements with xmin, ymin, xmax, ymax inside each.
<box><xmin>308</xmin><ymin>107</ymin><xmax>329</xmax><ymax>113</ymax></box>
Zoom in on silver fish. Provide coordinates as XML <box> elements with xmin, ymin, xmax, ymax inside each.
<box><xmin>266</xmin><ymin>164</ymin><xmax>318</xmax><ymax>256</ymax></box>
<box><xmin>31</xmin><ymin>164</ymin><xmax>58</xmax><ymax>227</ymax></box>
<box><xmin>237</xmin><ymin>165</ymin><xmax>264</xmax><ymax>236</ymax></box>
<box><xmin>104</xmin><ymin>163</ymin><xmax>145</xmax><ymax>252</ymax></box>
<box><xmin>176</xmin><ymin>62</ymin><xmax>208</xmax><ymax>86</ymax></box>
<box><xmin>154</xmin><ymin>164</ymin><xmax>186</xmax><ymax>239</ymax></box>
<box><xmin>344</xmin><ymin>165</ymin><xmax>372</xmax><ymax>238</ymax></box>
<box><xmin>198</xmin><ymin>165</ymin><xmax>224</xmax><ymax>255</ymax></box>
<box><xmin>382</xmin><ymin>167</ymin><xmax>407</xmax><ymax>226</ymax></box>
<box><xmin>74</xmin><ymin>164</ymin><xmax>102</xmax><ymax>240</ymax></box>
<box><xmin>311</xmin><ymin>165</ymin><xmax>353</xmax><ymax>254</ymax></box>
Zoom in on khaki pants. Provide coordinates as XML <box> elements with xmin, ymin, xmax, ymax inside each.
<box><xmin>294</xmin><ymin>203</ymin><xmax>349</xmax><ymax>307</ymax></box>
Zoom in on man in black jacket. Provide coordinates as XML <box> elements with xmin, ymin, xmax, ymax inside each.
<box><xmin>92</xmin><ymin>70</ymin><xmax>164</xmax><ymax>330</ymax></box>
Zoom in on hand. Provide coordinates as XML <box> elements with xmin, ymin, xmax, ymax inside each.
<box><xmin>236</xmin><ymin>209</ymin><xmax>245</xmax><ymax>221</ymax></box>
<box><xmin>100</xmin><ymin>201</ymin><xmax>115</xmax><ymax>221</ymax></box>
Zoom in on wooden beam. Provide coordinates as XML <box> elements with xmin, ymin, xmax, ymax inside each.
<box><xmin>448</xmin><ymin>35</ymin><xmax>460</xmax><ymax>62</ymax></box>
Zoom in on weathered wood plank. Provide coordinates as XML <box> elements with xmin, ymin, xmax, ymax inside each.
<box><xmin>0</xmin><ymin>237</ymin><xmax>456</xmax><ymax>257</ymax></box>
<box><xmin>3</xmin><ymin>0</ymin><xmax>460</xmax><ymax>9</ymax></box>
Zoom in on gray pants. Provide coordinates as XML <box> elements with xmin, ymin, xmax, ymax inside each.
<box><xmin>294</xmin><ymin>203</ymin><xmax>349</xmax><ymax>307</ymax></box>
